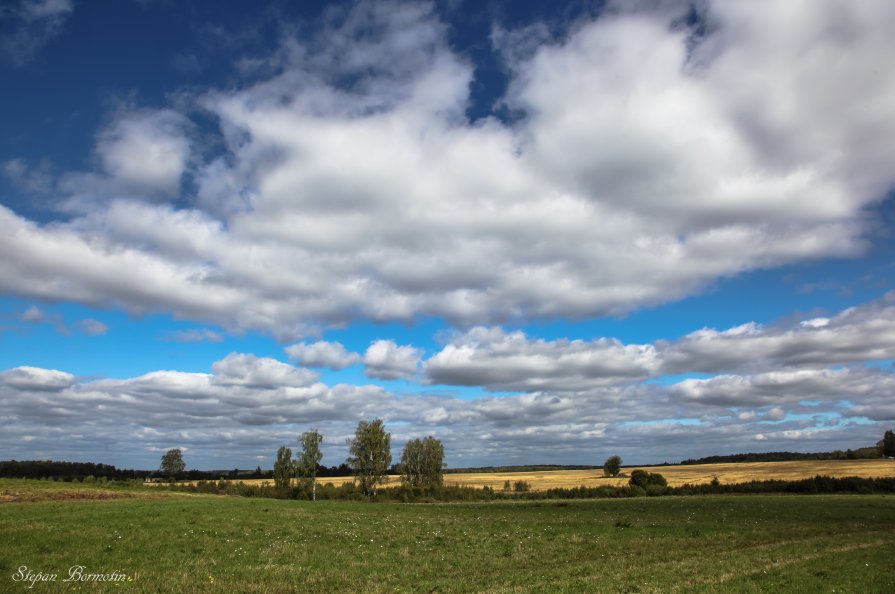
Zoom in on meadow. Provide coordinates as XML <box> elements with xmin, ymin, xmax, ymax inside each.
<box><xmin>2</xmin><ymin>478</ymin><xmax>894</xmax><ymax>592</ymax></box>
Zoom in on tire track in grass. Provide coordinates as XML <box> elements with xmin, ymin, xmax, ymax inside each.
<box><xmin>693</xmin><ymin>538</ymin><xmax>890</xmax><ymax>590</ymax></box>
<box><xmin>496</xmin><ymin>532</ymin><xmax>893</xmax><ymax>594</ymax></box>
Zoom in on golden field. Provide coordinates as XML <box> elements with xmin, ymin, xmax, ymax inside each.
<box><xmin>159</xmin><ymin>458</ymin><xmax>895</xmax><ymax>491</ymax></box>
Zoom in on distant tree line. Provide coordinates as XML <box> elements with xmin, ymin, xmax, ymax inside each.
<box><xmin>10</xmin><ymin>430</ymin><xmax>891</xmax><ymax>488</ymax></box>
<box><xmin>680</xmin><ymin>446</ymin><xmax>882</xmax><ymax>465</ymax></box>
<box><xmin>166</xmin><ymin>473</ymin><xmax>895</xmax><ymax>502</ymax></box>
<box><xmin>0</xmin><ymin>458</ymin><xmax>270</xmax><ymax>482</ymax></box>
<box><xmin>0</xmin><ymin>459</ymin><xmax>384</xmax><ymax>482</ymax></box>
<box><xmin>446</xmin><ymin>464</ymin><xmax>601</xmax><ymax>474</ymax></box>
<box><xmin>0</xmin><ymin>460</ymin><xmax>153</xmax><ymax>481</ymax></box>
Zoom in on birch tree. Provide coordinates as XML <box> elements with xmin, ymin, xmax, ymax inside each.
<box><xmin>346</xmin><ymin>419</ymin><xmax>391</xmax><ymax>497</ymax></box>
<box><xmin>273</xmin><ymin>445</ymin><xmax>294</xmax><ymax>489</ymax></box>
<box><xmin>399</xmin><ymin>436</ymin><xmax>444</xmax><ymax>489</ymax></box>
<box><xmin>297</xmin><ymin>429</ymin><xmax>324</xmax><ymax>501</ymax></box>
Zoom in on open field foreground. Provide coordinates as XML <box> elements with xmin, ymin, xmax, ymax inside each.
<box><xmin>173</xmin><ymin>458</ymin><xmax>895</xmax><ymax>491</ymax></box>
<box><xmin>2</xmin><ymin>481</ymin><xmax>894</xmax><ymax>593</ymax></box>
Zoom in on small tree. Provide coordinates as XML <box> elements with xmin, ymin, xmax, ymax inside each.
<box><xmin>346</xmin><ymin>419</ymin><xmax>392</xmax><ymax>497</ymax></box>
<box><xmin>399</xmin><ymin>436</ymin><xmax>445</xmax><ymax>489</ymax></box>
<box><xmin>603</xmin><ymin>455</ymin><xmax>622</xmax><ymax>477</ymax></box>
<box><xmin>159</xmin><ymin>448</ymin><xmax>185</xmax><ymax>483</ymax></box>
<box><xmin>273</xmin><ymin>446</ymin><xmax>294</xmax><ymax>489</ymax></box>
<box><xmin>883</xmin><ymin>430</ymin><xmax>895</xmax><ymax>458</ymax></box>
<box><xmin>297</xmin><ymin>429</ymin><xmax>324</xmax><ymax>501</ymax></box>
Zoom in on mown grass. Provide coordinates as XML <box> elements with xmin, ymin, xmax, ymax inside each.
<box><xmin>1</xmin><ymin>479</ymin><xmax>894</xmax><ymax>592</ymax></box>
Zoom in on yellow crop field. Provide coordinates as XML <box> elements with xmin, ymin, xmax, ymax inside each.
<box><xmin>430</xmin><ymin>459</ymin><xmax>895</xmax><ymax>490</ymax></box>
<box><xmin>158</xmin><ymin>458</ymin><xmax>895</xmax><ymax>491</ymax></box>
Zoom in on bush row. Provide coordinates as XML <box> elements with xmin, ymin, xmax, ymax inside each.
<box><xmin>161</xmin><ymin>474</ymin><xmax>895</xmax><ymax>502</ymax></box>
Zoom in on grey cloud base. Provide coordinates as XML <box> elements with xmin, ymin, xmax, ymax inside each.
<box><xmin>424</xmin><ymin>293</ymin><xmax>895</xmax><ymax>393</ymax></box>
<box><xmin>2</xmin><ymin>296</ymin><xmax>893</xmax><ymax>468</ymax></box>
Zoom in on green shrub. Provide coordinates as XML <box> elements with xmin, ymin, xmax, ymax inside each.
<box><xmin>645</xmin><ymin>484</ymin><xmax>668</xmax><ymax>496</ymax></box>
<box><xmin>629</xmin><ymin>470</ymin><xmax>648</xmax><ymax>488</ymax></box>
<box><xmin>629</xmin><ymin>470</ymin><xmax>666</xmax><ymax>491</ymax></box>
<box><xmin>513</xmin><ymin>480</ymin><xmax>531</xmax><ymax>492</ymax></box>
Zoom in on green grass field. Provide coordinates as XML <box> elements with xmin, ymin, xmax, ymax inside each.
<box><xmin>1</xmin><ymin>479</ymin><xmax>894</xmax><ymax>592</ymax></box>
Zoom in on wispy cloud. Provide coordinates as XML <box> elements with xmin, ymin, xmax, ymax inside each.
<box><xmin>20</xmin><ymin>305</ymin><xmax>45</xmax><ymax>323</ymax></box>
<box><xmin>2</xmin><ymin>158</ymin><xmax>54</xmax><ymax>194</ymax></box>
<box><xmin>163</xmin><ymin>328</ymin><xmax>225</xmax><ymax>343</ymax></box>
<box><xmin>77</xmin><ymin>318</ymin><xmax>108</xmax><ymax>336</ymax></box>
<box><xmin>18</xmin><ymin>305</ymin><xmax>68</xmax><ymax>335</ymax></box>
<box><xmin>0</xmin><ymin>0</ymin><xmax>74</xmax><ymax>66</ymax></box>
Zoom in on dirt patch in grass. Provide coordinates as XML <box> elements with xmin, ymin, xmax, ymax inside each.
<box><xmin>0</xmin><ymin>479</ymin><xmax>185</xmax><ymax>504</ymax></box>
<box><xmin>0</xmin><ymin>488</ymin><xmax>138</xmax><ymax>503</ymax></box>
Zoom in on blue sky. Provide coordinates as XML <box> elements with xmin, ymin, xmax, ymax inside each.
<box><xmin>1</xmin><ymin>0</ymin><xmax>894</xmax><ymax>470</ymax></box>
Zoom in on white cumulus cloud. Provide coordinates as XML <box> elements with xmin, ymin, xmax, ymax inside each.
<box><xmin>285</xmin><ymin>340</ymin><xmax>362</xmax><ymax>370</ymax></box>
<box><xmin>422</xmin><ymin>295</ymin><xmax>895</xmax><ymax>393</ymax></box>
<box><xmin>211</xmin><ymin>353</ymin><xmax>319</xmax><ymax>389</ymax></box>
<box><xmin>0</xmin><ymin>366</ymin><xmax>76</xmax><ymax>391</ymax></box>
<box><xmin>0</xmin><ymin>1</ymin><xmax>890</xmax><ymax>335</ymax></box>
<box><xmin>364</xmin><ymin>340</ymin><xmax>423</xmax><ymax>380</ymax></box>
<box><xmin>425</xmin><ymin>326</ymin><xmax>659</xmax><ymax>391</ymax></box>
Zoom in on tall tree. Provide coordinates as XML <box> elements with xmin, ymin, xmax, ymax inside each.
<box><xmin>273</xmin><ymin>446</ymin><xmax>294</xmax><ymax>489</ymax></box>
<box><xmin>883</xmin><ymin>430</ymin><xmax>895</xmax><ymax>458</ymax></box>
<box><xmin>159</xmin><ymin>448</ymin><xmax>185</xmax><ymax>482</ymax></box>
<box><xmin>346</xmin><ymin>419</ymin><xmax>392</xmax><ymax>497</ymax></box>
<box><xmin>297</xmin><ymin>429</ymin><xmax>324</xmax><ymax>501</ymax></box>
<box><xmin>400</xmin><ymin>436</ymin><xmax>445</xmax><ymax>489</ymax></box>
